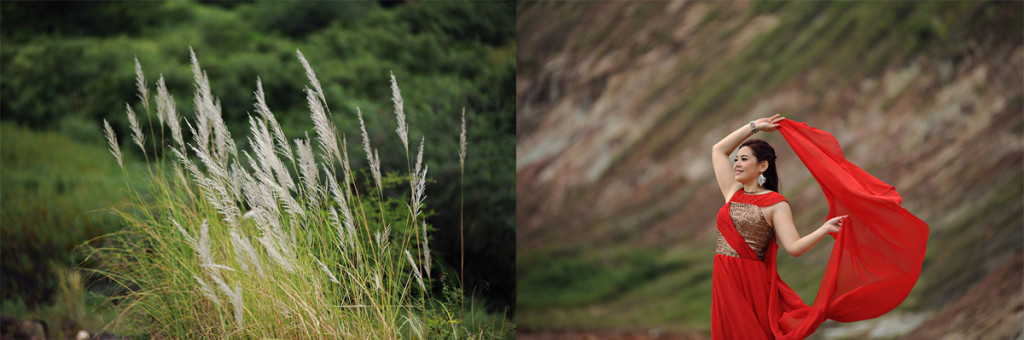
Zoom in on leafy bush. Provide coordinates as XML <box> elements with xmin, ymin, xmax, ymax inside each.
<box><xmin>246</xmin><ymin>1</ymin><xmax>373</xmax><ymax>38</ymax></box>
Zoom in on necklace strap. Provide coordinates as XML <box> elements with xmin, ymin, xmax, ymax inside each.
<box><xmin>744</xmin><ymin>188</ymin><xmax>767</xmax><ymax>195</ymax></box>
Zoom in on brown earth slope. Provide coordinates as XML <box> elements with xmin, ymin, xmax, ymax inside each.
<box><xmin>903</xmin><ymin>251</ymin><xmax>1023</xmax><ymax>340</ymax></box>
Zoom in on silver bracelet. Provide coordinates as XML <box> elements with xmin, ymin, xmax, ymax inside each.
<box><xmin>749</xmin><ymin>121</ymin><xmax>758</xmax><ymax>133</ymax></box>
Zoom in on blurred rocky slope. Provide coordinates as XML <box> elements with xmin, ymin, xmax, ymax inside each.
<box><xmin>516</xmin><ymin>1</ymin><xmax>1022</xmax><ymax>336</ymax></box>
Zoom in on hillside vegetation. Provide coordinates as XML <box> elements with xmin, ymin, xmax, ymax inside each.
<box><xmin>517</xmin><ymin>1</ymin><xmax>1022</xmax><ymax>337</ymax></box>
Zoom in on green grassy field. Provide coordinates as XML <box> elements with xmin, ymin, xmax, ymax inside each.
<box><xmin>1</xmin><ymin>124</ymin><xmax>127</xmax><ymax>337</ymax></box>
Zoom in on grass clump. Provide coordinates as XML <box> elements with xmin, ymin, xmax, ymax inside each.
<box><xmin>94</xmin><ymin>48</ymin><xmax>510</xmax><ymax>338</ymax></box>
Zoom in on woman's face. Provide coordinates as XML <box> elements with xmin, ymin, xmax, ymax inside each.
<box><xmin>733</xmin><ymin>146</ymin><xmax>766</xmax><ymax>183</ymax></box>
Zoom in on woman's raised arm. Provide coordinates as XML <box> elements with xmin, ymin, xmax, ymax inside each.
<box><xmin>710</xmin><ymin>114</ymin><xmax>784</xmax><ymax>201</ymax></box>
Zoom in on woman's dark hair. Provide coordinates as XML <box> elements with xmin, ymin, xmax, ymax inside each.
<box><xmin>740</xmin><ymin>139</ymin><xmax>780</xmax><ymax>193</ymax></box>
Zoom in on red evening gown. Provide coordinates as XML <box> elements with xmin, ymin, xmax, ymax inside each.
<box><xmin>710</xmin><ymin>120</ymin><xmax>929</xmax><ymax>339</ymax></box>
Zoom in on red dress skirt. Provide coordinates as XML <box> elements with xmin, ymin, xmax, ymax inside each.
<box><xmin>710</xmin><ymin>120</ymin><xmax>929</xmax><ymax>339</ymax></box>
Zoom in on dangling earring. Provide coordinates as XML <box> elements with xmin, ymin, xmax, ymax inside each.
<box><xmin>757</xmin><ymin>173</ymin><xmax>766</xmax><ymax>186</ymax></box>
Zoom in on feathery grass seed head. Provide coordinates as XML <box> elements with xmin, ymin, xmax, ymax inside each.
<box><xmin>134</xmin><ymin>56</ymin><xmax>149</xmax><ymax>113</ymax></box>
<box><xmin>296</xmin><ymin>50</ymin><xmax>326</xmax><ymax>108</ymax></box>
<box><xmin>390</xmin><ymin>71</ymin><xmax>408</xmax><ymax>152</ymax></box>
<box><xmin>422</xmin><ymin>221</ymin><xmax>431</xmax><ymax>279</ymax></box>
<box><xmin>371</xmin><ymin>150</ymin><xmax>382</xmax><ymax>192</ymax></box>
<box><xmin>411</xmin><ymin>137</ymin><xmax>427</xmax><ymax>220</ymax></box>
<box><xmin>259</xmin><ymin>234</ymin><xmax>296</xmax><ymax>273</ymax></box>
<box><xmin>230</xmin><ymin>229</ymin><xmax>265</xmax><ymax>277</ymax></box>
<box><xmin>376</xmin><ymin>225</ymin><xmax>391</xmax><ymax>253</ymax></box>
<box><xmin>193</xmin><ymin>275</ymin><xmax>222</xmax><ymax>307</ymax></box>
<box><xmin>295</xmin><ymin>137</ymin><xmax>320</xmax><ymax>207</ymax></box>
<box><xmin>326</xmin><ymin>166</ymin><xmax>345</xmax><ymax>208</ymax></box>
<box><xmin>126</xmin><ymin>102</ymin><xmax>146</xmax><ymax>153</ymax></box>
<box><xmin>196</xmin><ymin>219</ymin><xmax>213</xmax><ymax>269</ymax></box>
<box><xmin>340</xmin><ymin>135</ymin><xmax>352</xmax><ymax>193</ymax></box>
<box><xmin>156</xmin><ymin>75</ymin><xmax>182</xmax><ymax>147</ymax></box>
<box><xmin>103</xmin><ymin>119</ymin><xmax>124</xmax><ymax>168</ymax></box>
<box><xmin>404</xmin><ymin>250</ymin><xmax>425</xmax><ymax>293</ymax></box>
<box><xmin>328</xmin><ymin>208</ymin><xmax>346</xmax><ymax>251</ymax></box>
<box><xmin>312</xmin><ymin>254</ymin><xmax>340</xmax><ymax>284</ymax></box>
<box><xmin>255</xmin><ymin>78</ymin><xmax>293</xmax><ymax>162</ymax></box>
<box><xmin>247</xmin><ymin>117</ymin><xmax>295</xmax><ymax>193</ymax></box>
<box><xmin>357</xmin><ymin>109</ymin><xmax>383</xmax><ymax>192</ymax></box>
<box><xmin>171</xmin><ymin>217</ymin><xmax>197</xmax><ymax>251</ymax></box>
<box><xmin>307</xmin><ymin>88</ymin><xmax>339</xmax><ymax>164</ymax></box>
<box><xmin>357</xmin><ymin>108</ymin><xmax>371</xmax><ymax>160</ymax></box>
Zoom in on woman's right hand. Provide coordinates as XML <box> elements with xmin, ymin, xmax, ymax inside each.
<box><xmin>754</xmin><ymin>114</ymin><xmax>786</xmax><ymax>133</ymax></box>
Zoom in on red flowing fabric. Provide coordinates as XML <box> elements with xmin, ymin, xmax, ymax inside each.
<box><xmin>772</xmin><ymin>120</ymin><xmax>929</xmax><ymax>338</ymax></box>
<box><xmin>710</xmin><ymin>120</ymin><xmax>929</xmax><ymax>339</ymax></box>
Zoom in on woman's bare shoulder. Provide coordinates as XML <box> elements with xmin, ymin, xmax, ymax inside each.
<box><xmin>762</xmin><ymin>199</ymin><xmax>790</xmax><ymax>224</ymax></box>
<box><xmin>765</xmin><ymin>199</ymin><xmax>789</xmax><ymax>211</ymax></box>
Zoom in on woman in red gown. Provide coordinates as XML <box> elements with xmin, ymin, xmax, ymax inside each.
<box><xmin>710</xmin><ymin>115</ymin><xmax>928</xmax><ymax>339</ymax></box>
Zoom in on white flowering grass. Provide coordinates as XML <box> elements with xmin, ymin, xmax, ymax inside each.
<box><xmin>98</xmin><ymin>48</ymin><xmax>480</xmax><ymax>338</ymax></box>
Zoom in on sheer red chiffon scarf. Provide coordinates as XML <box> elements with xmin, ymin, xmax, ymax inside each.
<box><xmin>767</xmin><ymin>120</ymin><xmax>930</xmax><ymax>339</ymax></box>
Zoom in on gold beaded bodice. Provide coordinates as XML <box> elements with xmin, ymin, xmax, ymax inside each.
<box><xmin>716</xmin><ymin>202</ymin><xmax>775</xmax><ymax>260</ymax></box>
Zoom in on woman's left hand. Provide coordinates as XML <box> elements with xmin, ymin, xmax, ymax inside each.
<box><xmin>754</xmin><ymin>114</ymin><xmax>786</xmax><ymax>133</ymax></box>
<box><xmin>823</xmin><ymin>215</ymin><xmax>848</xmax><ymax>233</ymax></box>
